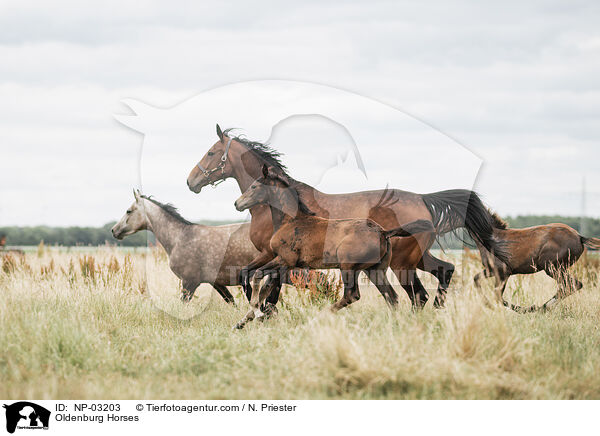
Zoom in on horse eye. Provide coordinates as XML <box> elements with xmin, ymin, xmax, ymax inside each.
<box><xmin>207</xmin><ymin>151</ymin><xmax>214</xmax><ymax>156</ymax></box>
<box><xmin>126</xmin><ymin>210</ymin><xmax>132</xmax><ymax>214</ymax></box>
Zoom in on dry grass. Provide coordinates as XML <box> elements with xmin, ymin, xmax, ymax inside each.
<box><xmin>1</xmin><ymin>247</ymin><xmax>599</xmax><ymax>399</ymax></box>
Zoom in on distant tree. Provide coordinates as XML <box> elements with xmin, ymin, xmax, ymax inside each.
<box><xmin>1</xmin><ymin>216</ymin><xmax>597</xmax><ymax>248</ymax></box>
<box><xmin>0</xmin><ymin>219</ymin><xmax>239</xmax><ymax>247</ymax></box>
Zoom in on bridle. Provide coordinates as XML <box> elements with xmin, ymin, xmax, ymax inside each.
<box><xmin>195</xmin><ymin>136</ymin><xmax>233</xmax><ymax>188</ymax></box>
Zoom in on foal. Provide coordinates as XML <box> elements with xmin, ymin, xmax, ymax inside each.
<box><xmin>232</xmin><ymin>165</ymin><xmax>435</xmax><ymax>328</ymax></box>
<box><xmin>112</xmin><ymin>190</ymin><xmax>260</xmax><ymax>303</ymax></box>
<box><xmin>473</xmin><ymin>212</ymin><xmax>600</xmax><ymax>311</ymax></box>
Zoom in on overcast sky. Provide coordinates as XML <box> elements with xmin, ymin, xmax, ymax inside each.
<box><xmin>1</xmin><ymin>0</ymin><xmax>599</xmax><ymax>226</ymax></box>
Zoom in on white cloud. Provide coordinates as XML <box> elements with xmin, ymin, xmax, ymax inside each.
<box><xmin>1</xmin><ymin>0</ymin><xmax>599</xmax><ymax>226</ymax></box>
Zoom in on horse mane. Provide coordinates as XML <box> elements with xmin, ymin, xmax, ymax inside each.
<box><xmin>140</xmin><ymin>195</ymin><xmax>194</xmax><ymax>225</ymax></box>
<box><xmin>489</xmin><ymin>209</ymin><xmax>508</xmax><ymax>229</ymax></box>
<box><xmin>297</xmin><ymin>195</ymin><xmax>316</xmax><ymax>216</ymax></box>
<box><xmin>224</xmin><ymin>128</ymin><xmax>289</xmax><ymax>177</ymax></box>
<box><xmin>267</xmin><ymin>174</ymin><xmax>315</xmax><ymax>217</ymax></box>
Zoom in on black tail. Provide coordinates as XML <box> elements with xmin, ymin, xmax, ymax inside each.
<box><xmin>383</xmin><ymin>219</ymin><xmax>435</xmax><ymax>238</ymax></box>
<box><xmin>581</xmin><ymin>236</ymin><xmax>600</xmax><ymax>250</ymax></box>
<box><xmin>422</xmin><ymin>189</ymin><xmax>509</xmax><ymax>263</ymax></box>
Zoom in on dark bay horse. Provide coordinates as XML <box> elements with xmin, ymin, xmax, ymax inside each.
<box><xmin>232</xmin><ymin>165</ymin><xmax>435</xmax><ymax>328</ymax></box>
<box><xmin>474</xmin><ymin>212</ymin><xmax>600</xmax><ymax>312</ymax></box>
<box><xmin>187</xmin><ymin>125</ymin><xmax>508</xmax><ymax>308</ymax></box>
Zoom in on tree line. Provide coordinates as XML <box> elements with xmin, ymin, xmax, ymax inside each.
<box><xmin>1</xmin><ymin>216</ymin><xmax>598</xmax><ymax>248</ymax></box>
<box><xmin>0</xmin><ymin>220</ymin><xmax>238</xmax><ymax>247</ymax></box>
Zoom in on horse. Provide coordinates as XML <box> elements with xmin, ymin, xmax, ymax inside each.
<box><xmin>186</xmin><ymin>124</ymin><xmax>508</xmax><ymax>309</ymax></box>
<box><xmin>112</xmin><ymin>190</ymin><xmax>261</xmax><ymax>303</ymax></box>
<box><xmin>473</xmin><ymin>212</ymin><xmax>600</xmax><ymax>312</ymax></box>
<box><xmin>232</xmin><ymin>164</ymin><xmax>435</xmax><ymax>328</ymax></box>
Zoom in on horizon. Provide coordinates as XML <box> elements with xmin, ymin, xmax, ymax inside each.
<box><xmin>1</xmin><ymin>212</ymin><xmax>597</xmax><ymax>230</ymax></box>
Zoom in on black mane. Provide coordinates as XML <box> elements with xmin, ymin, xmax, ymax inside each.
<box><xmin>224</xmin><ymin>128</ymin><xmax>289</xmax><ymax>176</ymax></box>
<box><xmin>265</xmin><ymin>174</ymin><xmax>315</xmax><ymax>217</ymax></box>
<box><xmin>140</xmin><ymin>195</ymin><xmax>194</xmax><ymax>225</ymax></box>
<box><xmin>489</xmin><ymin>209</ymin><xmax>508</xmax><ymax>229</ymax></box>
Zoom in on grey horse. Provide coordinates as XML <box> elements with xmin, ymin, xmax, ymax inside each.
<box><xmin>112</xmin><ymin>190</ymin><xmax>259</xmax><ymax>303</ymax></box>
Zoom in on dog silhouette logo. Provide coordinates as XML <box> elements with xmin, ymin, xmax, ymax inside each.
<box><xmin>3</xmin><ymin>402</ymin><xmax>50</xmax><ymax>433</ymax></box>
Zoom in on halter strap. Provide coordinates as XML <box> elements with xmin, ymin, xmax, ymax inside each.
<box><xmin>196</xmin><ymin>136</ymin><xmax>233</xmax><ymax>187</ymax></box>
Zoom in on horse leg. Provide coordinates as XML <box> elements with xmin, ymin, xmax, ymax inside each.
<box><xmin>264</xmin><ymin>272</ymin><xmax>283</xmax><ymax>309</ymax></box>
<box><xmin>418</xmin><ymin>251</ymin><xmax>455</xmax><ymax>308</ymax></box>
<box><xmin>474</xmin><ymin>269</ymin><xmax>489</xmax><ymax>288</ymax></box>
<box><xmin>388</xmin><ymin>247</ymin><xmax>429</xmax><ymax>308</ymax></box>
<box><xmin>366</xmin><ymin>265</ymin><xmax>399</xmax><ymax>307</ymax></box>
<box><xmin>180</xmin><ymin>281</ymin><xmax>198</xmax><ymax>302</ymax></box>
<box><xmin>391</xmin><ymin>268</ymin><xmax>428</xmax><ymax>309</ymax></box>
<box><xmin>493</xmin><ymin>275</ymin><xmax>509</xmax><ymax>303</ymax></box>
<box><xmin>539</xmin><ymin>268</ymin><xmax>584</xmax><ymax>310</ymax></box>
<box><xmin>213</xmin><ymin>283</ymin><xmax>235</xmax><ymax>305</ymax></box>
<box><xmin>258</xmin><ymin>271</ymin><xmax>282</xmax><ymax>317</ymax></box>
<box><xmin>252</xmin><ymin>262</ymin><xmax>286</xmax><ymax>322</ymax></box>
<box><xmin>234</xmin><ymin>257</ymin><xmax>284</xmax><ymax>329</ymax></box>
<box><xmin>330</xmin><ymin>269</ymin><xmax>361</xmax><ymax>312</ymax></box>
<box><xmin>240</xmin><ymin>251</ymin><xmax>275</xmax><ymax>301</ymax></box>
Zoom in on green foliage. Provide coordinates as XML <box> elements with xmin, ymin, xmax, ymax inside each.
<box><xmin>0</xmin><ymin>220</ymin><xmax>238</xmax><ymax>247</ymax></box>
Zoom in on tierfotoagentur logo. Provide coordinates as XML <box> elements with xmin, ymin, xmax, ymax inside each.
<box><xmin>3</xmin><ymin>402</ymin><xmax>50</xmax><ymax>434</ymax></box>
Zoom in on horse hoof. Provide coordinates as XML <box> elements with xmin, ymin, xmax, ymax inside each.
<box><xmin>433</xmin><ymin>299</ymin><xmax>445</xmax><ymax>309</ymax></box>
<box><xmin>233</xmin><ymin>322</ymin><xmax>245</xmax><ymax>330</ymax></box>
<box><xmin>262</xmin><ymin>302</ymin><xmax>278</xmax><ymax>318</ymax></box>
<box><xmin>180</xmin><ymin>294</ymin><xmax>191</xmax><ymax>303</ymax></box>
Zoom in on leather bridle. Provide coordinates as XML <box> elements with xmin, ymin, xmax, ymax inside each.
<box><xmin>195</xmin><ymin>136</ymin><xmax>233</xmax><ymax>188</ymax></box>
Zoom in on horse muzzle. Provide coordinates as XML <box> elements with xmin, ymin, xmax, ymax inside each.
<box><xmin>234</xmin><ymin>198</ymin><xmax>252</xmax><ymax>212</ymax></box>
<box><xmin>187</xmin><ymin>177</ymin><xmax>204</xmax><ymax>194</ymax></box>
<box><xmin>111</xmin><ymin>227</ymin><xmax>124</xmax><ymax>240</ymax></box>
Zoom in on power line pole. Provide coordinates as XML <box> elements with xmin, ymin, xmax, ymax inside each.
<box><xmin>581</xmin><ymin>176</ymin><xmax>587</xmax><ymax>235</ymax></box>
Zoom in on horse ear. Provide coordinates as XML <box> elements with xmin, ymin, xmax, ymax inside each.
<box><xmin>262</xmin><ymin>164</ymin><xmax>269</xmax><ymax>178</ymax></box>
<box><xmin>216</xmin><ymin>124</ymin><xmax>224</xmax><ymax>142</ymax></box>
<box><xmin>133</xmin><ymin>189</ymin><xmax>141</xmax><ymax>201</ymax></box>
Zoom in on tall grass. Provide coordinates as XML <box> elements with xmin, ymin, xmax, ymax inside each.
<box><xmin>1</xmin><ymin>248</ymin><xmax>599</xmax><ymax>399</ymax></box>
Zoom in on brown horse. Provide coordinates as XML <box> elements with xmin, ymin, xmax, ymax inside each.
<box><xmin>473</xmin><ymin>212</ymin><xmax>600</xmax><ymax>311</ymax></box>
<box><xmin>187</xmin><ymin>125</ymin><xmax>508</xmax><ymax>309</ymax></box>
<box><xmin>232</xmin><ymin>165</ymin><xmax>435</xmax><ymax>328</ymax></box>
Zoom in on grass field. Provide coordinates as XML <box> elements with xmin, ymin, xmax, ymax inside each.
<box><xmin>1</xmin><ymin>246</ymin><xmax>599</xmax><ymax>399</ymax></box>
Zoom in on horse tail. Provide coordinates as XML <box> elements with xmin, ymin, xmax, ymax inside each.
<box><xmin>581</xmin><ymin>236</ymin><xmax>600</xmax><ymax>250</ymax></box>
<box><xmin>383</xmin><ymin>219</ymin><xmax>435</xmax><ymax>238</ymax></box>
<box><xmin>421</xmin><ymin>189</ymin><xmax>510</xmax><ymax>264</ymax></box>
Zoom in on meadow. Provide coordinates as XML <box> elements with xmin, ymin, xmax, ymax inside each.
<box><xmin>1</xmin><ymin>245</ymin><xmax>599</xmax><ymax>400</ymax></box>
